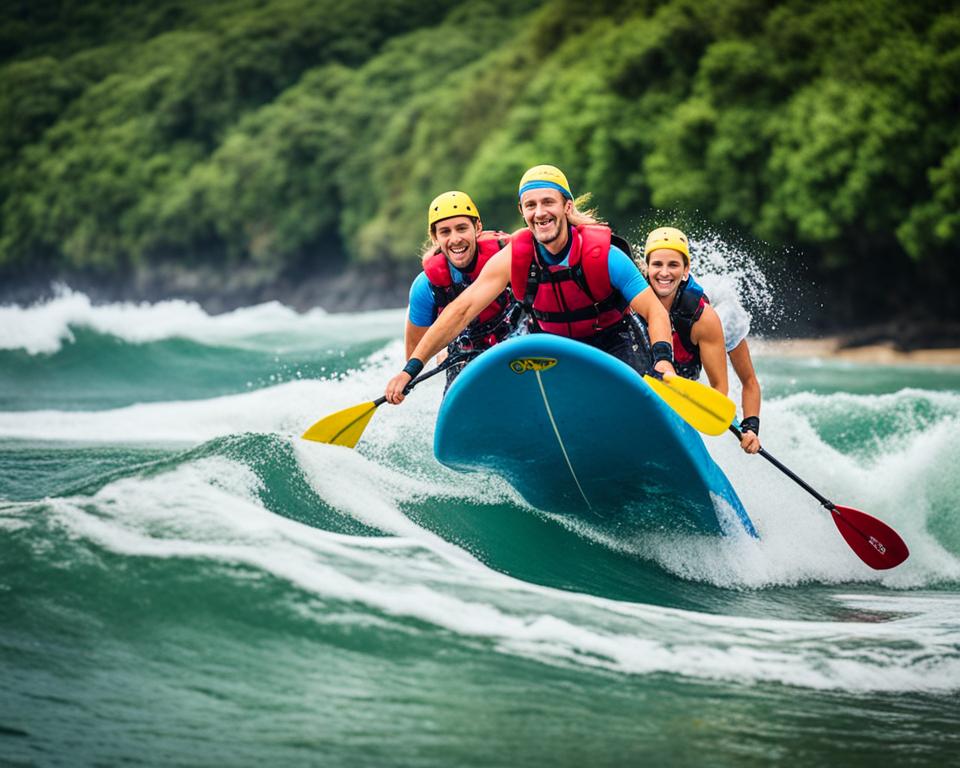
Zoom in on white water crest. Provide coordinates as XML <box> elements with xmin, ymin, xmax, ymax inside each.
<box><xmin>644</xmin><ymin>392</ymin><xmax>960</xmax><ymax>589</ymax></box>
<box><xmin>0</xmin><ymin>336</ymin><xmax>520</xmax><ymax>453</ymax></box>
<box><xmin>0</xmin><ymin>285</ymin><xmax>402</xmax><ymax>355</ymax></box>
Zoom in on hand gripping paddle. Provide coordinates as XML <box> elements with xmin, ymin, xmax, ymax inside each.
<box><xmin>302</xmin><ymin>356</ymin><xmax>461</xmax><ymax>447</ymax></box>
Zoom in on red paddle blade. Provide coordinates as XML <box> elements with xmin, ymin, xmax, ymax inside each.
<box><xmin>830</xmin><ymin>505</ymin><xmax>909</xmax><ymax>570</ymax></box>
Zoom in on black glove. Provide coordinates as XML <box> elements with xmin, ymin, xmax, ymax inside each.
<box><xmin>740</xmin><ymin>416</ymin><xmax>760</xmax><ymax>435</ymax></box>
<box><xmin>651</xmin><ymin>341</ymin><xmax>674</xmax><ymax>366</ymax></box>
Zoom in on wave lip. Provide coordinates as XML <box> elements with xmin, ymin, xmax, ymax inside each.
<box><xmin>0</xmin><ymin>285</ymin><xmax>401</xmax><ymax>355</ymax></box>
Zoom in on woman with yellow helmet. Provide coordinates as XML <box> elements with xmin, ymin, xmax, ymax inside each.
<box><xmin>643</xmin><ymin>226</ymin><xmax>762</xmax><ymax>454</ymax></box>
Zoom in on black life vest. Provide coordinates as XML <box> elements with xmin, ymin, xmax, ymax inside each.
<box><xmin>670</xmin><ymin>277</ymin><xmax>709</xmax><ymax>380</ymax></box>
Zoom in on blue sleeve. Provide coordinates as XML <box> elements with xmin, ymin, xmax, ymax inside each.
<box><xmin>607</xmin><ymin>245</ymin><xmax>648</xmax><ymax>304</ymax></box>
<box><xmin>407</xmin><ymin>273</ymin><xmax>437</xmax><ymax>327</ymax></box>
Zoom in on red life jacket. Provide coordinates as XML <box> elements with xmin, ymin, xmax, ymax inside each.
<box><xmin>509</xmin><ymin>225</ymin><xmax>628</xmax><ymax>338</ymax></box>
<box><xmin>422</xmin><ymin>233</ymin><xmax>514</xmax><ymax>349</ymax></box>
<box><xmin>670</xmin><ymin>278</ymin><xmax>709</xmax><ymax>380</ymax></box>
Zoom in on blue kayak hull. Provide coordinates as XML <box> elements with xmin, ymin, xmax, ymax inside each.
<box><xmin>434</xmin><ymin>335</ymin><xmax>757</xmax><ymax>537</ymax></box>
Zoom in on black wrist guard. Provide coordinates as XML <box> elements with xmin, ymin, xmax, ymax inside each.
<box><xmin>402</xmin><ymin>358</ymin><xmax>424</xmax><ymax>378</ymax></box>
<box><xmin>651</xmin><ymin>341</ymin><xmax>674</xmax><ymax>365</ymax></box>
<box><xmin>740</xmin><ymin>416</ymin><xmax>760</xmax><ymax>435</ymax></box>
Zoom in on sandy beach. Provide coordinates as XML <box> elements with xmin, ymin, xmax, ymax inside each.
<box><xmin>753</xmin><ymin>338</ymin><xmax>960</xmax><ymax>366</ymax></box>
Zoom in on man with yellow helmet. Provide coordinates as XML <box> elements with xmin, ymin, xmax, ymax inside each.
<box><xmin>644</xmin><ymin>226</ymin><xmax>762</xmax><ymax>454</ymax></box>
<box><xmin>404</xmin><ymin>190</ymin><xmax>519</xmax><ymax>391</ymax></box>
<box><xmin>385</xmin><ymin>166</ymin><xmax>677</xmax><ymax>404</ymax></box>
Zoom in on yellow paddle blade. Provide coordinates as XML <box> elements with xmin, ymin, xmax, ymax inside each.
<box><xmin>301</xmin><ymin>401</ymin><xmax>379</xmax><ymax>447</ymax></box>
<box><xmin>642</xmin><ymin>374</ymin><xmax>736</xmax><ymax>436</ymax></box>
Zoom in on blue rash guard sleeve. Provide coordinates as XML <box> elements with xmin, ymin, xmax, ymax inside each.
<box><xmin>408</xmin><ymin>265</ymin><xmax>468</xmax><ymax>327</ymax></box>
<box><xmin>407</xmin><ymin>272</ymin><xmax>438</xmax><ymax>327</ymax></box>
<box><xmin>607</xmin><ymin>245</ymin><xmax>648</xmax><ymax>304</ymax></box>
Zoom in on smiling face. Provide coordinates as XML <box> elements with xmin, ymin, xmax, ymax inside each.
<box><xmin>646</xmin><ymin>248</ymin><xmax>690</xmax><ymax>300</ymax></box>
<box><xmin>431</xmin><ymin>216</ymin><xmax>481</xmax><ymax>269</ymax></box>
<box><xmin>519</xmin><ymin>188</ymin><xmax>572</xmax><ymax>248</ymax></box>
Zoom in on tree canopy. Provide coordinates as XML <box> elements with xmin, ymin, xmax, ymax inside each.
<box><xmin>2</xmin><ymin>0</ymin><xmax>958</xmax><ymax>322</ymax></box>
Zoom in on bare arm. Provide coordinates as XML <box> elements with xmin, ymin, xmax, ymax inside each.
<box><xmin>404</xmin><ymin>317</ymin><xmax>428</xmax><ymax>360</ymax></box>
<box><xmin>728</xmin><ymin>338</ymin><xmax>762</xmax><ymax>453</ymax></box>
<box><xmin>385</xmin><ymin>246</ymin><xmax>513</xmax><ymax>403</ymax></box>
<box><xmin>690</xmin><ymin>305</ymin><xmax>729</xmax><ymax>396</ymax></box>
<box><xmin>629</xmin><ymin>287</ymin><xmax>677</xmax><ymax>375</ymax></box>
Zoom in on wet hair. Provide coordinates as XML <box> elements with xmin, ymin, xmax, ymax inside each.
<box><xmin>566</xmin><ymin>193</ymin><xmax>605</xmax><ymax>226</ymax></box>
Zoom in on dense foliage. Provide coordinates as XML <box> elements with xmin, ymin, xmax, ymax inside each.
<box><xmin>2</xmin><ymin>0</ymin><xmax>958</xmax><ymax>320</ymax></box>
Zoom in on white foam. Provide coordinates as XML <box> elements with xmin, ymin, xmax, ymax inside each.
<box><xmin>27</xmin><ymin>454</ymin><xmax>960</xmax><ymax>694</ymax></box>
<box><xmin>0</xmin><ymin>379</ymin><xmax>315</xmax><ymax>443</ymax></box>
<box><xmin>0</xmin><ymin>285</ymin><xmax>402</xmax><ymax>354</ymax></box>
<box><xmin>644</xmin><ymin>392</ymin><xmax>960</xmax><ymax>589</ymax></box>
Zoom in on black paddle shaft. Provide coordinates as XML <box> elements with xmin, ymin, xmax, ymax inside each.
<box><xmin>374</xmin><ymin>353</ymin><xmax>468</xmax><ymax>407</ymax></box>
<box><xmin>729</xmin><ymin>425</ymin><xmax>835</xmax><ymax>510</ymax></box>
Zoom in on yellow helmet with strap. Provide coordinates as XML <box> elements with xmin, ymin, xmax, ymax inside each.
<box><xmin>427</xmin><ymin>191</ymin><xmax>480</xmax><ymax>234</ymax></box>
<box><xmin>644</xmin><ymin>226</ymin><xmax>690</xmax><ymax>263</ymax></box>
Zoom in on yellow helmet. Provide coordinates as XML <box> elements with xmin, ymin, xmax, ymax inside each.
<box><xmin>644</xmin><ymin>227</ymin><xmax>690</xmax><ymax>263</ymax></box>
<box><xmin>518</xmin><ymin>164</ymin><xmax>573</xmax><ymax>200</ymax></box>
<box><xmin>427</xmin><ymin>190</ymin><xmax>480</xmax><ymax>234</ymax></box>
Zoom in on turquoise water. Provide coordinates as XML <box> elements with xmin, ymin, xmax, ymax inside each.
<box><xmin>2</xmin><ymin>288</ymin><xmax>959</xmax><ymax>767</ymax></box>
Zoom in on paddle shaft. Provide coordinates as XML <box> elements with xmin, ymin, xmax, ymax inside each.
<box><xmin>729</xmin><ymin>422</ymin><xmax>910</xmax><ymax>568</ymax></box>
<box><xmin>729</xmin><ymin>424</ymin><xmax>838</xmax><ymax>509</ymax></box>
<box><xmin>372</xmin><ymin>354</ymin><xmax>466</xmax><ymax>407</ymax></box>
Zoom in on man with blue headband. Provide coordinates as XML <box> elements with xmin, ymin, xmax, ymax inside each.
<box><xmin>384</xmin><ymin>165</ymin><xmax>677</xmax><ymax>403</ymax></box>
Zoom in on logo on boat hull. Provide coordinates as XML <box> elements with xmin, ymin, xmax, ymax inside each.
<box><xmin>509</xmin><ymin>357</ymin><xmax>557</xmax><ymax>374</ymax></box>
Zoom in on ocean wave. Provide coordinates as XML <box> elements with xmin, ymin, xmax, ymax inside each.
<box><xmin>3</xmin><ymin>364</ymin><xmax>959</xmax><ymax>590</ymax></box>
<box><xmin>9</xmin><ymin>454</ymin><xmax>958</xmax><ymax>694</ymax></box>
<box><xmin>0</xmin><ymin>285</ymin><xmax>401</xmax><ymax>355</ymax></box>
<box><xmin>0</xmin><ymin>340</ymin><xmax>408</xmax><ymax>441</ymax></box>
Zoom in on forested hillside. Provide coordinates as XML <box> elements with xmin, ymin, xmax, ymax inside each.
<box><xmin>2</xmin><ymin>0</ymin><xmax>958</xmax><ymax>324</ymax></box>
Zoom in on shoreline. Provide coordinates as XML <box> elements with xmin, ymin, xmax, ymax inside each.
<box><xmin>753</xmin><ymin>338</ymin><xmax>960</xmax><ymax>367</ymax></box>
